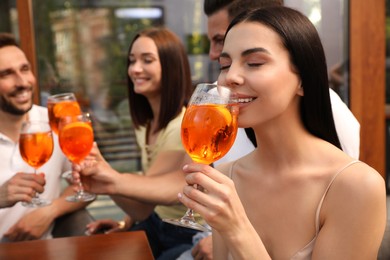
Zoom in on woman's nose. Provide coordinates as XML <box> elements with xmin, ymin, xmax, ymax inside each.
<box><xmin>128</xmin><ymin>62</ymin><xmax>142</xmax><ymax>74</ymax></box>
<box><xmin>224</xmin><ymin>66</ymin><xmax>244</xmax><ymax>88</ymax></box>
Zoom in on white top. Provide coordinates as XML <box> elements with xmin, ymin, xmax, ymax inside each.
<box><xmin>215</xmin><ymin>88</ymin><xmax>360</xmax><ymax>165</ymax></box>
<box><xmin>214</xmin><ymin>127</ymin><xmax>255</xmax><ymax>166</ymax></box>
<box><xmin>0</xmin><ymin>105</ymin><xmax>71</xmax><ymax>241</ymax></box>
<box><xmin>329</xmin><ymin>88</ymin><xmax>360</xmax><ymax>159</ymax></box>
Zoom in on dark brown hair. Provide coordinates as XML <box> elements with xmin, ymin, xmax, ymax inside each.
<box><xmin>127</xmin><ymin>27</ymin><xmax>193</xmax><ymax>132</ymax></box>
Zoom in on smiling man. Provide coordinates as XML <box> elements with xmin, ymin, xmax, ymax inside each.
<box><xmin>0</xmin><ymin>33</ymin><xmax>89</xmax><ymax>242</ymax></box>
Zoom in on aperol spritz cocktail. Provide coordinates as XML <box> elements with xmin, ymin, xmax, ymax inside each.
<box><xmin>164</xmin><ymin>83</ymin><xmax>238</xmax><ymax>231</ymax></box>
<box><xmin>58</xmin><ymin>113</ymin><xmax>96</xmax><ymax>202</ymax></box>
<box><xmin>47</xmin><ymin>93</ymin><xmax>82</xmax><ymax>180</ymax></box>
<box><xmin>19</xmin><ymin>121</ymin><xmax>54</xmax><ymax>207</ymax></box>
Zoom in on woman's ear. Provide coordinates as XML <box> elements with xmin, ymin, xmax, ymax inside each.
<box><xmin>297</xmin><ymin>82</ymin><xmax>304</xmax><ymax>96</ymax></box>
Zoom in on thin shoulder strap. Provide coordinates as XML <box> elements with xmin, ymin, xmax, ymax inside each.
<box><xmin>228</xmin><ymin>160</ymin><xmax>239</xmax><ymax>179</ymax></box>
<box><xmin>314</xmin><ymin>160</ymin><xmax>361</xmax><ymax>233</ymax></box>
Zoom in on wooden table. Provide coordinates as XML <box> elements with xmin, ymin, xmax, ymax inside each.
<box><xmin>0</xmin><ymin>231</ymin><xmax>154</xmax><ymax>260</ymax></box>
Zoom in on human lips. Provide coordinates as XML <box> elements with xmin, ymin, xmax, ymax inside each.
<box><xmin>10</xmin><ymin>88</ymin><xmax>32</xmax><ymax>103</ymax></box>
<box><xmin>132</xmin><ymin>77</ymin><xmax>149</xmax><ymax>85</ymax></box>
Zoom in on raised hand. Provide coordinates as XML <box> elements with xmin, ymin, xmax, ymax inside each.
<box><xmin>72</xmin><ymin>142</ymin><xmax>119</xmax><ymax>195</ymax></box>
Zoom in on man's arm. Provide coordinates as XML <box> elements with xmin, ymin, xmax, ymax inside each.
<box><xmin>3</xmin><ymin>185</ymin><xmax>89</xmax><ymax>241</ymax></box>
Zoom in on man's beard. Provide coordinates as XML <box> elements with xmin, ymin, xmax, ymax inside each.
<box><xmin>0</xmin><ymin>91</ymin><xmax>33</xmax><ymax>116</ymax></box>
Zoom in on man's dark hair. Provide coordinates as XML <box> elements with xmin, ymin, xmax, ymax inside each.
<box><xmin>203</xmin><ymin>0</ymin><xmax>234</xmax><ymax>16</ymax></box>
<box><xmin>227</xmin><ymin>0</ymin><xmax>283</xmax><ymax>21</ymax></box>
<box><xmin>0</xmin><ymin>33</ymin><xmax>18</xmax><ymax>48</ymax></box>
<box><xmin>204</xmin><ymin>0</ymin><xmax>283</xmax><ymax>17</ymax></box>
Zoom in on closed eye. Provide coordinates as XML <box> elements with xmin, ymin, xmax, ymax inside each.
<box><xmin>248</xmin><ymin>63</ymin><xmax>264</xmax><ymax>67</ymax></box>
<box><xmin>219</xmin><ymin>64</ymin><xmax>231</xmax><ymax>71</ymax></box>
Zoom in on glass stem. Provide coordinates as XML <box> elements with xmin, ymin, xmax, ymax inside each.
<box><xmin>180</xmin><ymin>183</ymin><xmax>202</xmax><ymax>222</ymax></box>
<box><xmin>33</xmin><ymin>168</ymin><xmax>40</xmax><ymax>199</ymax></box>
<box><xmin>77</xmin><ymin>181</ymin><xmax>85</xmax><ymax>195</ymax></box>
<box><xmin>181</xmin><ymin>208</ymin><xmax>196</xmax><ymax>222</ymax></box>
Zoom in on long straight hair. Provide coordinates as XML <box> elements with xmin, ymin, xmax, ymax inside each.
<box><xmin>127</xmin><ymin>27</ymin><xmax>193</xmax><ymax>132</ymax></box>
<box><xmin>226</xmin><ymin>6</ymin><xmax>341</xmax><ymax>149</ymax></box>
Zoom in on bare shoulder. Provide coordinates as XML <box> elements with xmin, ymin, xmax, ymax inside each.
<box><xmin>324</xmin><ymin>160</ymin><xmax>386</xmax><ymax>220</ymax></box>
<box><xmin>317</xmin><ymin>161</ymin><xmax>387</xmax><ymax>258</ymax></box>
<box><xmin>335</xmin><ymin>161</ymin><xmax>385</xmax><ymax>197</ymax></box>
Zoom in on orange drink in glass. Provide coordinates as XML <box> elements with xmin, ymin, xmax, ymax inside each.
<box><xmin>20</xmin><ymin>132</ymin><xmax>53</xmax><ymax>168</ymax></box>
<box><xmin>59</xmin><ymin>121</ymin><xmax>94</xmax><ymax>164</ymax></box>
<box><xmin>181</xmin><ymin>104</ymin><xmax>238</xmax><ymax>165</ymax></box>
<box><xmin>47</xmin><ymin>93</ymin><xmax>81</xmax><ymax>134</ymax></box>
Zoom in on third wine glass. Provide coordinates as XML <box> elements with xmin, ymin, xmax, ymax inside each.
<box><xmin>47</xmin><ymin>92</ymin><xmax>81</xmax><ymax>180</ymax></box>
<box><xmin>163</xmin><ymin>83</ymin><xmax>239</xmax><ymax>231</ymax></box>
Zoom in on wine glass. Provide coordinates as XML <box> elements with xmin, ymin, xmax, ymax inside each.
<box><xmin>19</xmin><ymin>120</ymin><xmax>54</xmax><ymax>207</ymax></box>
<box><xmin>47</xmin><ymin>93</ymin><xmax>82</xmax><ymax>180</ymax></box>
<box><xmin>58</xmin><ymin>113</ymin><xmax>96</xmax><ymax>202</ymax></box>
<box><xmin>163</xmin><ymin>83</ymin><xmax>239</xmax><ymax>231</ymax></box>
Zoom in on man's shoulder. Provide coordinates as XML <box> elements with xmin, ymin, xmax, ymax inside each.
<box><xmin>29</xmin><ymin>105</ymin><xmax>49</xmax><ymax>120</ymax></box>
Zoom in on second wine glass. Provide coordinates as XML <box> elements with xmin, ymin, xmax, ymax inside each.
<box><xmin>163</xmin><ymin>83</ymin><xmax>239</xmax><ymax>231</ymax></box>
<box><xmin>47</xmin><ymin>92</ymin><xmax>82</xmax><ymax>134</ymax></box>
<box><xmin>47</xmin><ymin>92</ymin><xmax>82</xmax><ymax>181</ymax></box>
<box><xmin>58</xmin><ymin>113</ymin><xmax>96</xmax><ymax>202</ymax></box>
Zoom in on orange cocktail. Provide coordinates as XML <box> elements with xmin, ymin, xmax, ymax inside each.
<box><xmin>47</xmin><ymin>93</ymin><xmax>81</xmax><ymax>134</ymax></box>
<box><xmin>181</xmin><ymin>104</ymin><xmax>238</xmax><ymax>165</ymax></box>
<box><xmin>59</xmin><ymin>121</ymin><xmax>94</xmax><ymax>164</ymax></box>
<box><xmin>19</xmin><ymin>131</ymin><xmax>54</xmax><ymax>168</ymax></box>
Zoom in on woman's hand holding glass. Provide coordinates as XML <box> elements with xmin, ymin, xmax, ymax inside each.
<box><xmin>163</xmin><ymin>83</ymin><xmax>239</xmax><ymax>231</ymax></box>
<box><xmin>179</xmin><ymin>163</ymin><xmax>249</xmax><ymax>234</ymax></box>
<box><xmin>71</xmin><ymin>142</ymin><xmax>119</xmax><ymax>195</ymax></box>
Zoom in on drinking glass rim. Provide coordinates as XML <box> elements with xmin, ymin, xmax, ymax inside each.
<box><xmin>192</xmin><ymin>83</ymin><xmax>238</xmax><ymax>104</ymax></box>
<box><xmin>21</xmin><ymin>120</ymin><xmax>52</xmax><ymax>133</ymax></box>
<box><xmin>47</xmin><ymin>92</ymin><xmax>76</xmax><ymax>102</ymax></box>
<box><xmin>58</xmin><ymin>112</ymin><xmax>90</xmax><ymax>121</ymax></box>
